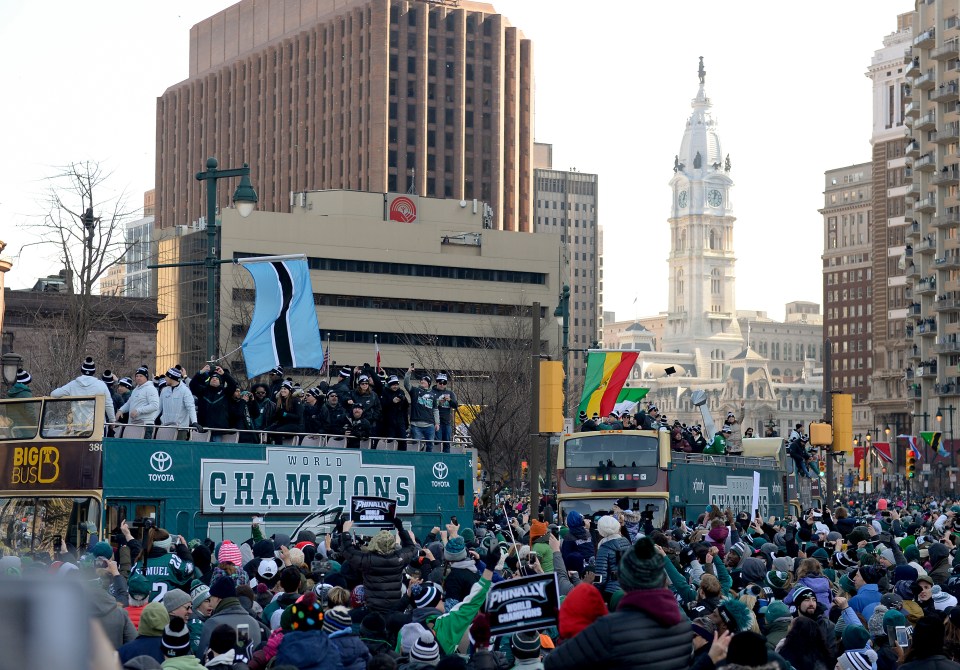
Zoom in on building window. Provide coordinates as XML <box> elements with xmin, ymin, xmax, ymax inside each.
<box><xmin>108</xmin><ymin>336</ymin><xmax>126</xmax><ymax>363</ymax></box>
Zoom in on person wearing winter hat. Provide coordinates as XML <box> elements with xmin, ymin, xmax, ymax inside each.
<box><xmin>764</xmin><ymin>600</ymin><xmax>792</xmax><ymax>651</ymax></box>
<box><xmin>160</xmin><ymin>617</ymin><xmax>202</xmax><ymax>669</ymax></box>
<box><xmin>163</xmin><ymin>589</ymin><xmax>193</xmax><ymax>621</ymax></box>
<box><xmin>126</xmin><ymin>573</ymin><xmax>153</xmax><ymax>629</ymax></box>
<box><xmin>359</xmin><ymin>612</ymin><xmax>393</xmax><ymax>657</ymax></box>
<box><xmin>274</xmin><ymin>592</ymin><xmax>346</xmax><ymax>670</ymax></box>
<box><xmin>410</xmin><ymin>631</ymin><xmax>442</xmax><ymax>666</ymax></box>
<box><xmin>157</xmin><ymin>366</ymin><xmax>197</xmax><ymax>431</ymax></box>
<box><xmin>841</xmin><ymin>624</ymin><xmax>872</xmax><ymax>654</ymax></box>
<box><xmin>118</xmin><ymin>364</ymin><xmax>161</xmax><ymax>427</ymax></box>
<box><xmin>339</xmin><ymin>516</ymin><xmax>419</xmax><ymax>614</ymax></box>
<box><xmin>837</xmin><ymin>649</ymin><xmax>880</xmax><ymax>670</ymax></box>
<box><xmin>185</xmin><ymin>580</ymin><xmax>212</xmax><ymax>656</ymax></box>
<box><xmin>51</xmin><ymin>356</ymin><xmax>116</xmax><ymax>424</ymax></box>
<box><xmin>195</xmin><ymin>576</ymin><xmax>262</xmax><ymax>658</ymax></box>
<box><xmin>509</xmin><ymin>631</ymin><xmax>543</xmax><ymax>669</ymax></box>
<box><xmin>544</xmin><ymin>537</ymin><xmax>692</xmax><ymax>669</ymax></box>
<box><xmin>441</xmin><ymin>534</ymin><xmax>481</xmax><ymax>609</ymax></box>
<box><xmin>323</xmin><ymin>605</ymin><xmax>372</xmax><ymax>670</ymax></box>
<box><xmin>561</xmin><ymin>509</ymin><xmax>595</xmax><ymax>575</ymax></box>
<box><xmin>528</xmin><ymin>519</ymin><xmax>554</xmax><ymax>572</ymax></box>
<box><xmin>594</xmin><ymin>515</ymin><xmax>630</xmax><ymax>598</ymax></box>
<box><xmin>6</xmin><ymin>368</ymin><xmax>32</xmax><ymax>398</ymax></box>
<box><xmin>120</xmin><ymin>602</ymin><xmax>170</xmax><ymax>665</ymax></box>
<box><xmin>558</xmin><ymin>582</ymin><xmax>608</xmax><ymax>641</ymax></box>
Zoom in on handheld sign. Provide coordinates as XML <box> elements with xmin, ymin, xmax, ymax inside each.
<box><xmin>350</xmin><ymin>496</ymin><xmax>397</xmax><ymax>528</ymax></box>
<box><xmin>485</xmin><ymin>572</ymin><xmax>560</xmax><ymax>636</ymax></box>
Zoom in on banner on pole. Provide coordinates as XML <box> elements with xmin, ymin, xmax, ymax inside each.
<box><xmin>349</xmin><ymin>496</ymin><xmax>397</xmax><ymax>529</ymax></box>
<box><xmin>485</xmin><ymin>573</ymin><xmax>560</xmax><ymax>636</ymax></box>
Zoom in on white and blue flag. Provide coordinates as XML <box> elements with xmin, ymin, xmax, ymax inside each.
<box><xmin>238</xmin><ymin>255</ymin><xmax>323</xmax><ymax>376</ymax></box>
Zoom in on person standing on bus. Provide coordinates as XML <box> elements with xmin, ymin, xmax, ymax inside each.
<box><xmin>722</xmin><ymin>403</ymin><xmax>746</xmax><ymax>456</ymax></box>
<box><xmin>6</xmin><ymin>368</ymin><xmax>32</xmax><ymax>398</ymax></box>
<box><xmin>404</xmin><ymin>366</ymin><xmax>440</xmax><ymax>451</ymax></box>
<box><xmin>158</xmin><ymin>367</ymin><xmax>198</xmax><ymax>438</ymax></box>
<box><xmin>190</xmin><ymin>364</ymin><xmax>237</xmax><ymax>442</ymax></box>
<box><xmin>433</xmin><ymin>373</ymin><xmax>459</xmax><ymax>453</ymax></box>
<box><xmin>119</xmin><ymin>365</ymin><xmax>161</xmax><ymax>426</ymax></box>
<box><xmin>133</xmin><ymin>528</ymin><xmax>198</xmax><ymax>603</ymax></box>
<box><xmin>51</xmin><ymin>356</ymin><xmax>116</xmax><ymax>424</ymax></box>
<box><xmin>380</xmin><ymin>375</ymin><xmax>410</xmax><ymax>440</ymax></box>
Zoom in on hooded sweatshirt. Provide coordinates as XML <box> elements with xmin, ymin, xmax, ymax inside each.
<box><xmin>561</xmin><ymin>512</ymin><xmax>596</xmax><ymax>574</ymax></box>
<box><xmin>51</xmin><ymin>374</ymin><xmax>116</xmax><ymax>423</ymax></box>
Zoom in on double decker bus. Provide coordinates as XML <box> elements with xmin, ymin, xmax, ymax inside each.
<box><xmin>0</xmin><ymin>396</ymin><xmax>474</xmax><ymax>551</ymax></box>
<box><xmin>555</xmin><ymin>429</ymin><xmax>792</xmax><ymax>525</ymax></box>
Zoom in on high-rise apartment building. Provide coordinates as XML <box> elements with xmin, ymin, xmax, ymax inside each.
<box><xmin>156</xmin><ymin>0</ymin><xmax>533</xmax><ymax>233</ymax></box>
<box><xmin>903</xmin><ymin>4</ymin><xmax>960</xmax><ymax>446</ymax></box>
<box><xmin>866</xmin><ymin>14</ymin><xmax>913</xmax><ymax>438</ymax></box>
<box><xmin>123</xmin><ymin>190</ymin><xmax>157</xmax><ymax>299</ymax></box>
<box><xmin>821</xmin><ymin>163</ymin><xmax>873</xmax><ymax>411</ymax></box>
<box><xmin>533</xmin><ymin>142</ymin><xmax>600</xmax><ymax>395</ymax></box>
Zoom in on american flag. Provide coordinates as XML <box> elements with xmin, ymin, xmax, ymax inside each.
<box><xmin>320</xmin><ymin>333</ymin><xmax>330</xmax><ymax>375</ymax></box>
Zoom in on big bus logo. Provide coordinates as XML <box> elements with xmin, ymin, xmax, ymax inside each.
<box><xmin>12</xmin><ymin>446</ymin><xmax>60</xmax><ymax>485</ymax></box>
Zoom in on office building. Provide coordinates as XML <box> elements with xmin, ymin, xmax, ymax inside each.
<box><xmin>156</xmin><ymin>190</ymin><xmax>559</xmax><ymax>376</ymax></box>
<box><xmin>156</xmin><ymin>0</ymin><xmax>533</xmax><ymax>234</ymax></box>
<box><xmin>533</xmin><ymin>142</ymin><xmax>600</xmax><ymax>395</ymax></box>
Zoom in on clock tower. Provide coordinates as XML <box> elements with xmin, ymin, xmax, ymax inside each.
<box><xmin>663</xmin><ymin>58</ymin><xmax>742</xmax><ymax>365</ymax></box>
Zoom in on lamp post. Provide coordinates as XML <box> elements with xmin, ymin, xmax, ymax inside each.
<box><xmin>937</xmin><ymin>406</ymin><xmax>956</xmax><ymax>494</ymax></box>
<box><xmin>1</xmin><ymin>351</ymin><xmax>23</xmax><ymax>390</ymax></box>
<box><xmin>195</xmin><ymin>158</ymin><xmax>258</xmax><ymax>361</ymax></box>
<box><xmin>547</xmin><ymin>285</ymin><xmax>570</xmax><ymax>496</ymax></box>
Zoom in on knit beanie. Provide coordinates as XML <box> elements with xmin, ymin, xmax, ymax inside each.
<box><xmin>15</xmin><ymin>368</ymin><xmax>31</xmax><ymax>384</ymax></box>
<box><xmin>161</xmin><ymin>617</ymin><xmax>191</xmax><ymax>657</ymax></box>
<box><xmin>879</xmin><ymin>547</ymin><xmax>896</xmax><ymax>565</ymax></box>
<box><xmin>217</xmin><ymin>540</ymin><xmax>243</xmax><ymax>567</ymax></box>
<box><xmin>468</xmin><ymin>613</ymin><xmax>491</xmax><ymax>649</ymax></box>
<box><xmin>792</xmin><ymin>585</ymin><xmax>816</xmax><ymax>605</ymax></box>
<box><xmin>138</xmin><ymin>602</ymin><xmax>170</xmax><ymax>636</ymax></box>
<box><xmin>764</xmin><ymin>600</ymin><xmax>791</xmax><ymax>626</ymax></box>
<box><xmin>411</xmin><ymin>581</ymin><xmax>442</xmax><ymax>609</ymax></box>
<box><xmin>190</xmin><ymin>579</ymin><xmax>211</xmax><ymax>609</ymax></box>
<box><xmin>209</xmin><ymin>624</ymin><xmax>237</xmax><ymax>655</ymax></box>
<box><xmin>838</xmin><ymin>649</ymin><xmax>879</xmax><ymax>670</ymax></box>
<box><xmin>559</xmin><ymin>582</ymin><xmax>608</xmax><ymax>640</ymax></box>
<box><xmin>772</xmin><ymin>556</ymin><xmax>794</xmax><ymax>574</ymax></box>
<box><xmin>411</xmin><ymin>632</ymin><xmax>441</xmax><ymax>663</ymax></box>
<box><xmin>730</xmin><ymin>541</ymin><xmax>750</xmax><ymax>558</ymax></box>
<box><xmin>510</xmin><ymin>631</ymin><xmax>542</xmax><ymax>660</ymax></box>
<box><xmin>597</xmin><ymin>515</ymin><xmax>621</xmax><ymax>538</ymax></box>
<box><xmin>841</xmin><ymin>624</ymin><xmax>871</xmax><ymax>651</ymax></box>
<box><xmin>894</xmin><ymin>564</ymin><xmax>919</xmax><ymax>583</ymax></box>
<box><xmin>529</xmin><ymin>520</ymin><xmax>548</xmax><ymax>543</ymax></box>
<box><xmin>322</xmin><ymin>605</ymin><xmax>353</xmax><ymax>634</ymax></box>
<box><xmin>839</xmin><ymin>573</ymin><xmax>857</xmax><ymax>596</ymax></box>
<box><xmin>209</xmin><ymin>575</ymin><xmax>237</xmax><ymax>600</ymax></box>
<box><xmin>618</xmin><ymin>537</ymin><xmax>666</xmax><ymax>591</ymax></box>
<box><xmin>128</xmin><ymin>573</ymin><xmax>151</xmax><ymax>598</ymax></box>
<box><xmin>81</xmin><ymin>356</ymin><xmax>96</xmax><ymax>375</ymax></box>
<box><xmin>162</xmin><ymin>589</ymin><xmax>191</xmax><ymax>614</ymax></box>
<box><xmin>351</xmin><ymin>585</ymin><xmax>366</xmax><ymax>608</ymax></box>
<box><xmin>883</xmin><ymin>608</ymin><xmax>907</xmax><ymax>633</ymax></box>
<box><xmin>444</xmin><ymin>536</ymin><xmax>467</xmax><ymax>561</ymax></box>
<box><xmin>370</xmin><ymin>530</ymin><xmax>397</xmax><ymax>555</ymax></box>
<box><xmin>567</xmin><ymin>510</ymin><xmax>585</xmax><ymax>529</ymax></box>
<box><xmin>289</xmin><ymin>592</ymin><xmax>323</xmax><ymax>631</ymax></box>
<box><xmin>764</xmin><ymin>571</ymin><xmax>788</xmax><ymax>590</ymax></box>
<box><xmin>91</xmin><ymin>542</ymin><xmax>113</xmax><ymax>559</ymax></box>
<box><xmin>868</xmin><ymin>605</ymin><xmax>888</xmax><ymax>638</ymax></box>
<box><xmin>360</xmin><ymin>612</ymin><xmax>387</xmax><ymax>640</ymax></box>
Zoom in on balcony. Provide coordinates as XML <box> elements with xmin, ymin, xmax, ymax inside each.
<box><xmin>932</xmin><ymin>82</ymin><xmax>960</xmax><ymax>103</ymax></box>
<box><xmin>915</xmin><ymin>28</ymin><xmax>936</xmax><ymax>49</ymax></box>
<box><xmin>918</xmin><ymin>235</ymin><xmax>937</xmax><ymax>254</ymax></box>
<box><xmin>909</xmin><ymin>302</ymin><xmax>923</xmax><ymax>316</ymax></box>
<box><xmin>917</xmin><ymin>71</ymin><xmax>937</xmax><ymax>91</ymax></box>
<box><xmin>933</xmin><ymin>40</ymin><xmax>960</xmax><ymax>61</ymax></box>
<box><xmin>916</xmin><ymin>195</ymin><xmax>938</xmax><ymax>213</ymax></box>
<box><xmin>948</xmin><ymin>15</ymin><xmax>960</xmax><ymax>34</ymax></box>
<box><xmin>917</xmin><ymin>110</ymin><xmax>937</xmax><ymax>129</ymax></box>
<box><xmin>918</xmin><ymin>358</ymin><xmax>939</xmax><ymax>375</ymax></box>
<box><xmin>907</xmin><ymin>182</ymin><xmax>922</xmax><ymax>199</ymax></box>
<box><xmin>934</xmin><ymin>122</ymin><xmax>960</xmax><ymax>144</ymax></box>
<box><xmin>915</xmin><ymin>153</ymin><xmax>937</xmax><ymax>171</ymax></box>
<box><xmin>906</xmin><ymin>101</ymin><xmax>922</xmax><ymax>118</ymax></box>
<box><xmin>912</xmin><ymin>384</ymin><xmax>923</xmax><ymax>399</ymax></box>
<box><xmin>907</xmin><ymin>139</ymin><xmax>920</xmax><ymax>157</ymax></box>
<box><xmin>935</xmin><ymin>296</ymin><xmax>960</xmax><ymax>312</ymax></box>
<box><xmin>934</xmin><ymin>165</ymin><xmax>960</xmax><ymax>185</ymax></box>
<box><xmin>937</xmin><ymin>336</ymin><xmax>960</xmax><ymax>353</ymax></box>
<box><xmin>907</xmin><ymin>55</ymin><xmax>922</xmax><ymax>78</ymax></box>
<box><xmin>932</xmin><ymin>210</ymin><xmax>960</xmax><ymax>228</ymax></box>
<box><xmin>935</xmin><ymin>253</ymin><xmax>960</xmax><ymax>269</ymax></box>
<box><xmin>907</xmin><ymin>262</ymin><xmax>920</xmax><ymax>279</ymax></box>
<box><xmin>918</xmin><ymin>275</ymin><xmax>938</xmax><ymax>294</ymax></box>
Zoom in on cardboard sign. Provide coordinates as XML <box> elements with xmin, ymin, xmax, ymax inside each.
<box><xmin>485</xmin><ymin>572</ymin><xmax>560</xmax><ymax>636</ymax></box>
<box><xmin>349</xmin><ymin>496</ymin><xmax>397</xmax><ymax>528</ymax></box>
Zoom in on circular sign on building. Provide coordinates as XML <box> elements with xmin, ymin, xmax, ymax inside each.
<box><xmin>389</xmin><ymin>196</ymin><xmax>418</xmax><ymax>223</ymax></box>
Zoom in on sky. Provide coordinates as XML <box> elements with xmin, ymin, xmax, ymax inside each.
<box><xmin>0</xmin><ymin>0</ymin><xmax>910</xmax><ymax>322</ymax></box>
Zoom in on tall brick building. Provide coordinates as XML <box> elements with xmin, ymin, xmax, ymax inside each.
<box><xmin>156</xmin><ymin>0</ymin><xmax>533</xmax><ymax>233</ymax></box>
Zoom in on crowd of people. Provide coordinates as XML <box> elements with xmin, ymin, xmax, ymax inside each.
<box><xmin>8</xmin><ymin>357</ymin><xmax>461</xmax><ymax>452</ymax></box>
<box><xmin>8</xmin><ymin>493</ymin><xmax>960</xmax><ymax>668</ymax></box>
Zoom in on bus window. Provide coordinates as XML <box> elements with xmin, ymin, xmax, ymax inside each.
<box><xmin>0</xmin><ymin>400</ymin><xmax>41</xmax><ymax>440</ymax></box>
<box><xmin>41</xmin><ymin>399</ymin><xmax>96</xmax><ymax>438</ymax></box>
<box><xmin>565</xmin><ymin>434</ymin><xmax>659</xmax><ymax>469</ymax></box>
<box><xmin>0</xmin><ymin>496</ymin><xmax>100</xmax><ymax>555</ymax></box>
<box><xmin>559</xmin><ymin>497</ymin><xmax>667</xmax><ymax>530</ymax></box>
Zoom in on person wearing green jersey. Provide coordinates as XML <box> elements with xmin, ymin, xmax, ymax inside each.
<box><xmin>703</xmin><ymin>427</ymin><xmax>729</xmax><ymax>455</ymax></box>
<box><xmin>133</xmin><ymin>527</ymin><xmax>198</xmax><ymax>603</ymax></box>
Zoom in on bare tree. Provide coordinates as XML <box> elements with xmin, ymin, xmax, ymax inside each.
<box><xmin>17</xmin><ymin>161</ymin><xmax>139</xmax><ymax>388</ymax></box>
<box><xmin>399</xmin><ymin>308</ymin><xmax>551</xmax><ymax>499</ymax></box>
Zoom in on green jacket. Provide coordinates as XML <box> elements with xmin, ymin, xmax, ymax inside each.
<box><xmin>703</xmin><ymin>434</ymin><xmax>726</xmax><ymax>455</ymax></box>
<box><xmin>6</xmin><ymin>383</ymin><xmax>32</xmax><ymax>399</ymax></box>
<box><xmin>161</xmin><ymin>655</ymin><xmax>205</xmax><ymax>670</ymax></box>
<box><xmin>664</xmin><ymin>556</ymin><xmax>732</xmax><ymax>604</ymax></box>
<box><xmin>532</xmin><ymin>539</ymin><xmax>554</xmax><ymax>572</ymax></box>
<box><xmin>399</xmin><ymin>576</ymin><xmax>492</xmax><ymax>656</ymax></box>
<box><xmin>187</xmin><ymin>614</ymin><xmax>205</xmax><ymax>655</ymax></box>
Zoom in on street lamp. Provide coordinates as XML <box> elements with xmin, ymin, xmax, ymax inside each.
<box><xmin>938</xmin><ymin>406</ymin><xmax>956</xmax><ymax>489</ymax></box>
<box><xmin>195</xmin><ymin>158</ymin><xmax>258</xmax><ymax>361</ymax></box>
<box><xmin>550</xmin><ymin>285</ymin><xmax>570</xmax><ymax>495</ymax></box>
<box><xmin>1</xmin><ymin>351</ymin><xmax>23</xmax><ymax>388</ymax></box>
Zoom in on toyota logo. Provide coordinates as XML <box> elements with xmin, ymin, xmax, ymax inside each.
<box><xmin>150</xmin><ymin>451</ymin><xmax>173</xmax><ymax>473</ymax></box>
<box><xmin>432</xmin><ymin>462</ymin><xmax>449</xmax><ymax>480</ymax></box>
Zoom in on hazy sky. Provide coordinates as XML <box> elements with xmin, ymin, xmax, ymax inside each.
<box><xmin>1</xmin><ymin>0</ymin><xmax>909</xmax><ymax>322</ymax></box>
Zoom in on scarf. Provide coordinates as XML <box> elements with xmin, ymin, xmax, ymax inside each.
<box><xmin>204</xmin><ymin>649</ymin><xmax>238</xmax><ymax>667</ymax></box>
<box><xmin>450</xmin><ymin>558</ymin><xmax>477</xmax><ymax>573</ymax></box>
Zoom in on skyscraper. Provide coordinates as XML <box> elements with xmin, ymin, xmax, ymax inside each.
<box><xmin>155</xmin><ymin>0</ymin><xmax>533</xmax><ymax>233</ymax></box>
<box><xmin>533</xmin><ymin>142</ymin><xmax>600</xmax><ymax>396</ymax></box>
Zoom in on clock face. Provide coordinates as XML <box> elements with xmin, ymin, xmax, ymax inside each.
<box><xmin>707</xmin><ymin>189</ymin><xmax>723</xmax><ymax>208</ymax></box>
<box><xmin>678</xmin><ymin>190</ymin><xmax>688</xmax><ymax>208</ymax></box>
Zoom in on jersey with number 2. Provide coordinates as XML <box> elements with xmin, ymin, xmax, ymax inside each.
<box><xmin>135</xmin><ymin>553</ymin><xmax>195</xmax><ymax>602</ymax></box>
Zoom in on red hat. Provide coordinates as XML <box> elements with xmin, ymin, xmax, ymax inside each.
<box><xmin>529</xmin><ymin>520</ymin><xmax>548</xmax><ymax>544</ymax></box>
<box><xmin>559</xmin><ymin>582</ymin><xmax>608</xmax><ymax>640</ymax></box>
<box><xmin>877</xmin><ymin>498</ymin><xmax>888</xmax><ymax>511</ymax></box>
<box><xmin>217</xmin><ymin>540</ymin><xmax>243</xmax><ymax>567</ymax></box>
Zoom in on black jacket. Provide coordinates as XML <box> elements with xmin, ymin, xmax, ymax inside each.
<box><xmin>350</xmin><ymin>390</ymin><xmax>382</xmax><ymax>426</ymax></box>
<box><xmin>320</xmin><ymin>403</ymin><xmax>348</xmax><ymax>435</ymax></box>
<box><xmin>344</xmin><ymin>416</ymin><xmax>372</xmax><ymax>448</ymax></box>
<box><xmin>340</xmin><ymin>531</ymin><xmax>419</xmax><ymax>613</ymax></box>
<box><xmin>544</xmin><ymin>589</ymin><xmax>693</xmax><ymax>670</ymax></box>
<box><xmin>380</xmin><ymin>386</ymin><xmax>410</xmax><ymax>427</ymax></box>
<box><xmin>229</xmin><ymin>395</ymin><xmax>260</xmax><ymax>442</ymax></box>
<box><xmin>190</xmin><ymin>371</ymin><xmax>238</xmax><ymax>429</ymax></box>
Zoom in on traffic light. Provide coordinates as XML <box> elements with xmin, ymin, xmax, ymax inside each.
<box><xmin>818</xmin><ymin>460</ymin><xmax>826</xmax><ymax>477</ymax></box>
<box><xmin>538</xmin><ymin>361</ymin><xmax>565</xmax><ymax>433</ymax></box>
<box><xmin>859</xmin><ymin>458</ymin><xmax>868</xmax><ymax>482</ymax></box>
<box><xmin>476</xmin><ymin>458</ymin><xmax>483</xmax><ymax>479</ymax></box>
<box><xmin>521</xmin><ymin>460</ymin><xmax>529</xmax><ymax>479</ymax></box>
<box><xmin>906</xmin><ymin>451</ymin><xmax>916</xmax><ymax>479</ymax></box>
<box><xmin>810</xmin><ymin>422</ymin><xmax>833</xmax><ymax>447</ymax></box>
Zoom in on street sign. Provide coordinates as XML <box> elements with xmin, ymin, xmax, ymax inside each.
<box><xmin>923</xmin><ymin>464</ymin><xmax>932</xmax><ymax>472</ymax></box>
<box><xmin>563</xmin><ymin>418</ymin><xmax>574</xmax><ymax>435</ymax></box>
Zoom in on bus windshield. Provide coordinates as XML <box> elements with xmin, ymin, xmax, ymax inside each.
<box><xmin>565</xmin><ymin>433</ymin><xmax>659</xmax><ymax>469</ymax></box>
<box><xmin>0</xmin><ymin>496</ymin><xmax>101</xmax><ymax>555</ymax></box>
<box><xmin>559</xmin><ymin>497</ymin><xmax>667</xmax><ymax>530</ymax></box>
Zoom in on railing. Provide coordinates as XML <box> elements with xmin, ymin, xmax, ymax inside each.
<box><xmin>671</xmin><ymin>451</ymin><xmax>780</xmax><ymax>470</ymax></box>
<box><xmin>107</xmin><ymin>424</ymin><xmax>471</xmax><ymax>452</ymax></box>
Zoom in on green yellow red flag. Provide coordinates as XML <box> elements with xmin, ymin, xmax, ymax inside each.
<box><xmin>578</xmin><ymin>351</ymin><xmax>641</xmax><ymax>417</ymax></box>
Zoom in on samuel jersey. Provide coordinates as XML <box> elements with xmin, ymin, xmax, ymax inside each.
<box><xmin>134</xmin><ymin>552</ymin><xmax>196</xmax><ymax>602</ymax></box>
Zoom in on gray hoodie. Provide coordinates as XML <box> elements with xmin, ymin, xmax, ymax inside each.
<box><xmin>51</xmin><ymin>375</ymin><xmax>116</xmax><ymax>423</ymax></box>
